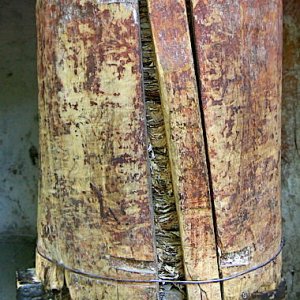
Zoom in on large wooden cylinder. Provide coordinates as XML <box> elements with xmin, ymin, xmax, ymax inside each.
<box><xmin>36</xmin><ymin>0</ymin><xmax>283</xmax><ymax>299</ymax></box>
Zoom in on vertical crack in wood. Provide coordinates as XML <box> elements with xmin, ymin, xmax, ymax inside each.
<box><xmin>188</xmin><ymin>0</ymin><xmax>283</xmax><ymax>298</ymax></box>
<box><xmin>139</xmin><ymin>1</ymin><xmax>187</xmax><ymax>299</ymax></box>
<box><xmin>184</xmin><ymin>0</ymin><xmax>224</xmax><ymax>299</ymax></box>
<box><xmin>146</xmin><ymin>0</ymin><xmax>222</xmax><ymax>298</ymax></box>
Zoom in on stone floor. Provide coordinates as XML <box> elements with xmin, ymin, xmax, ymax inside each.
<box><xmin>0</xmin><ymin>235</ymin><xmax>35</xmax><ymax>300</ymax></box>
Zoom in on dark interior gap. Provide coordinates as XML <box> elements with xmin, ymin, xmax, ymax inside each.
<box><xmin>138</xmin><ymin>1</ymin><xmax>187</xmax><ymax>299</ymax></box>
<box><xmin>184</xmin><ymin>0</ymin><xmax>224</xmax><ymax>299</ymax></box>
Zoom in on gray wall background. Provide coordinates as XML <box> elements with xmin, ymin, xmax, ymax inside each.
<box><xmin>0</xmin><ymin>0</ymin><xmax>299</xmax><ymax>298</ymax></box>
<box><xmin>282</xmin><ymin>2</ymin><xmax>300</xmax><ymax>299</ymax></box>
<box><xmin>0</xmin><ymin>0</ymin><xmax>38</xmax><ymax>236</ymax></box>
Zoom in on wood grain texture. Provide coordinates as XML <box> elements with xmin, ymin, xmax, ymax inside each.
<box><xmin>36</xmin><ymin>0</ymin><xmax>158</xmax><ymax>298</ymax></box>
<box><xmin>190</xmin><ymin>0</ymin><xmax>282</xmax><ymax>298</ymax></box>
<box><xmin>147</xmin><ymin>1</ymin><xmax>221</xmax><ymax>299</ymax></box>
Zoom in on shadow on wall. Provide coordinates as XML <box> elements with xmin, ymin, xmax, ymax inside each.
<box><xmin>282</xmin><ymin>1</ymin><xmax>300</xmax><ymax>299</ymax></box>
<box><xmin>0</xmin><ymin>0</ymin><xmax>38</xmax><ymax>236</ymax></box>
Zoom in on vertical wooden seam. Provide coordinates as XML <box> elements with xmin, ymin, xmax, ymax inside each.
<box><xmin>185</xmin><ymin>1</ymin><xmax>224</xmax><ymax>297</ymax></box>
<box><xmin>190</xmin><ymin>0</ymin><xmax>283</xmax><ymax>298</ymax></box>
<box><xmin>147</xmin><ymin>0</ymin><xmax>222</xmax><ymax>299</ymax></box>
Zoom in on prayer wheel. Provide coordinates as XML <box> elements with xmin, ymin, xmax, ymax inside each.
<box><xmin>36</xmin><ymin>0</ymin><xmax>283</xmax><ymax>299</ymax></box>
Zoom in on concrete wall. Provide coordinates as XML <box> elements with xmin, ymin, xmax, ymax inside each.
<box><xmin>0</xmin><ymin>0</ymin><xmax>38</xmax><ymax>236</ymax></box>
<box><xmin>282</xmin><ymin>1</ymin><xmax>300</xmax><ymax>299</ymax></box>
<box><xmin>0</xmin><ymin>0</ymin><xmax>299</xmax><ymax>298</ymax></box>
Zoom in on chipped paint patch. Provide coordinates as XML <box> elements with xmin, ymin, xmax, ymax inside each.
<box><xmin>221</xmin><ymin>246</ymin><xmax>251</xmax><ymax>268</ymax></box>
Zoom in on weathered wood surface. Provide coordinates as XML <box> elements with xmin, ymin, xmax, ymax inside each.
<box><xmin>147</xmin><ymin>1</ymin><xmax>221</xmax><ymax>299</ymax></box>
<box><xmin>190</xmin><ymin>0</ymin><xmax>282</xmax><ymax>298</ymax></box>
<box><xmin>36</xmin><ymin>0</ymin><xmax>158</xmax><ymax>298</ymax></box>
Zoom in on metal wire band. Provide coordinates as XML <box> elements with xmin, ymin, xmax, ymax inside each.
<box><xmin>36</xmin><ymin>239</ymin><xmax>284</xmax><ymax>285</ymax></box>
